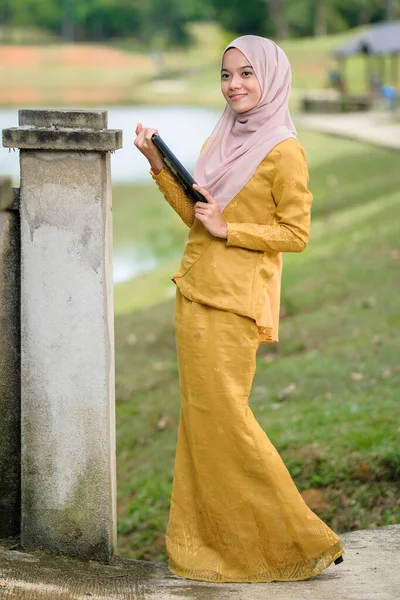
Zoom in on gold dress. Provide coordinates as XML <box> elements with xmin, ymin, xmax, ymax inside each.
<box><xmin>150</xmin><ymin>139</ymin><xmax>344</xmax><ymax>582</ymax></box>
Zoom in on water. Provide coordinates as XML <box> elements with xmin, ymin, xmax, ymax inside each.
<box><xmin>0</xmin><ymin>106</ymin><xmax>221</xmax><ymax>183</ymax></box>
<box><xmin>0</xmin><ymin>106</ymin><xmax>221</xmax><ymax>283</ymax></box>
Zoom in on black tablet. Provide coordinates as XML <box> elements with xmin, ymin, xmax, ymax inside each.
<box><xmin>151</xmin><ymin>134</ymin><xmax>208</xmax><ymax>203</ymax></box>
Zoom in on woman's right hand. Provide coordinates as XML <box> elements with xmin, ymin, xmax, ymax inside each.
<box><xmin>134</xmin><ymin>123</ymin><xmax>164</xmax><ymax>175</ymax></box>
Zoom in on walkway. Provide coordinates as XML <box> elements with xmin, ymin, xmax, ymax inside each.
<box><xmin>296</xmin><ymin>111</ymin><xmax>400</xmax><ymax>151</ymax></box>
<box><xmin>1</xmin><ymin>525</ymin><xmax>399</xmax><ymax>599</ymax></box>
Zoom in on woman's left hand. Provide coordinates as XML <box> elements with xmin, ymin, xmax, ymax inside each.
<box><xmin>192</xmin><ymin>184</ymin><xmax>228</xmax><ymax>239</ymax></box>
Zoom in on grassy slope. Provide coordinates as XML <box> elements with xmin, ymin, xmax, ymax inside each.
<box><xmin>0</xmin><ymin>22</ymin><xmax>395</xmax><ymax>108</ymax></box>
<box><xmin>114</xmin><ymin>129</ymin><xmax>400</xmax><ymax>561</ymax></box>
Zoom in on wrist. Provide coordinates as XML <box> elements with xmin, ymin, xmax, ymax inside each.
<box><xmin>219</xmin><ymin>220</ymin><xmax>228</xmax><ymax>239</ymax></box>
<box><xmin>149</xmin><ymin>157</ymin><xmax>164</xmax><ymax>176</ymax></box>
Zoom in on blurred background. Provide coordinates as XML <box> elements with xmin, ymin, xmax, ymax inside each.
<box><xmin>1</xmin><ymin>0</ymin><xmax>399</xmax><ymax>563</ymax></box>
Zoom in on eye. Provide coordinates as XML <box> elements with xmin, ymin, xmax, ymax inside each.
<box><xmin>242</xmin><ymin>71</ymin><xmax>253</xmax><ymax>77</ymax></box>
<box><xmin>221</xmin><ymin>73</ymin><xmax>230</xmax><ymax>80</ymax></box>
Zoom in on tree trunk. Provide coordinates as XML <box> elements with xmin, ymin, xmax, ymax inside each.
<box><xmin>266</xmin><ymin>0</ymin><xmax>289</xmax><ymax>40</ymax></box>
<box><xmin>314</xmin><ymin>0</ymin><xmax>328</xmax><ymax>37</ymax></box>
<box><xmin>387</xmin><ymin>0</ymin><xmax>398</xmax><ymax>21</ymax></box>
<box><xmin>61</xmin><ymin>0</ymin><xmax>76</xmax><ymax>42</ymax></box>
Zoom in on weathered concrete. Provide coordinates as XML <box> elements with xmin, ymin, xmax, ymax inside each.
<box><xmin>19</xmin><ymin>109</ymin><xmax>108</xmax><ymax>130</ymax></box>
<box><xmin>0</xmin><ymin>525</ymin><xmax>399</xmax><ymax>599</ymax></box>
<box><xmin>0</xmin><ymin>177</ymin><xmax>21</xmax><ymax>538</ymax></box>
<box><xmin>0</xmin><ymin>182</ymin><xmax>19</xmax><ymax>212</ymax></box>
<box><xmin>2</xmin><ymin>110</ymin><xmax>122</xmax><ymax>562</ymax></box>
<box><xmin>2</xmin><ymin>128</ymin><xmax>122</xmax><ymax>151</ymax></box>
<box><xmin>2</xmin><ymin>108</ymin><xmax>122</xmax><ymax>152</ymax></box>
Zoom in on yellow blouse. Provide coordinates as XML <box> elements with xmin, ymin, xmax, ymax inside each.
<box><xmin>151</xmin><ymin>138</ymin><xmax>313</xmax><ymax>343</ymax></box>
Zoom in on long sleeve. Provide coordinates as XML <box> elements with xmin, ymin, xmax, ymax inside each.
<box><xmin>150</xmin><ymin>166</ymin><xmax>195</xmax><ymax>228</ymax></box>
<box><xmin>226</xmin><ymin>143</ymin><xmax>313</xmax><ymax>253</ymax></box>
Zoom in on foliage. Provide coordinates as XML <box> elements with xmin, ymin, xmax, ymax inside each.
<box><xmin>0</xmin><ymin>0</ymin><xmax>398</xmax><ymax>45</ymax></box>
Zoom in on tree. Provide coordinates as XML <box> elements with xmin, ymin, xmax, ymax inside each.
<box><xmin>314</xmin><ymin>0</ymin><xmax>328</xmax><ymax>36</ymax></box>
<box><xmin>386</xmin><ymin>0</ymin><xmax>398</xmax><ymax>20</ymax></box>
<box><xmin>211</xmin><ymin>0</ymin><xmax>268</xmax><ymax>37</ymax></box>
<box><xmin>265</xmin><ymin>0</ymin><xmax>289</xmax><ymax>40</ymax></box>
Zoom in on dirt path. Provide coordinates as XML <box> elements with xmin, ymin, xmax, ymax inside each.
<box><xmin>296</xmin><ymin>111</ymin><xmax>400</xmax><ymax>151</ymax></box>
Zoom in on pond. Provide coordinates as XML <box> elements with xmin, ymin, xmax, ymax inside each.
<box><xmin>0</xmin><ymin>106</ymin><xmax>221</xmax><ymax>284</ymax></box>
<box><xmin>0</xmin><ymin>106</ymin><xmax>221</xmax><ymax>183</ymax></box>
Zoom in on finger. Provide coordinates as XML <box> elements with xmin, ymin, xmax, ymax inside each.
<box><xmin>134</xmin><ymin>129</ymin><xmax>145</xmax><ymax>147</ymax></box>
<box><xmin>135</xmin><ymin>122</ymin><xmax>143</xmax><ymax>135</ymax></box>
<box><xmin>193</xmin><ymin>184</ymin><xmax>215</xmax><ymax>204</ymax></box>
<box><xmin>145</xmin><ymin>129</ymin><xmax>159</xmax><ymax>141</ymax></box>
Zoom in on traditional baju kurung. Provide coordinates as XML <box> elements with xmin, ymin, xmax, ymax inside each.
<box><xmin>150</xmin><ymin>137</ymin><xmax>344</xmax><ymax>582</ymax></box>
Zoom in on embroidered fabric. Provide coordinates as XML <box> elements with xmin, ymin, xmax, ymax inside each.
<box><xmin>167</xmin><ymin>540</ymin><xmax>344</xmax><ymax>583</ymax></box>
<box><xmin>148</xmin><ymin>164</ymin><xmax>288</xmax><ymax>344</ymax></box>
<box><xmin>150</xmin><ymin>166</ymin><xmax>195</xmax><ymax>228</ymax></box>
<box><xmin>150</xmin><ymin>139</ymin><xmax>313</xmax><ymax>345</ymax></box>
<box><xmin>168</xmin><ymin>289</ymin><xmax>345</xmax><ymax>583</ymax></box>
<box><xmin>226</xmin><ymin>221</ymin><xmax>306</xmax><ymax>253</ymax></box>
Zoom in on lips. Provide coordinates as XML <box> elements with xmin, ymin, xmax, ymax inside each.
<box><xmin>230</xmin><ymin>93</ymin><xmax>247</xmax><ymax>101</ymax></box>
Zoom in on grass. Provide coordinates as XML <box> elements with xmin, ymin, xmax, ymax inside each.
<box><xmin>113</xmin><ymin>129</ymin><xmax>400</xmax><ymax>561</ymax></box>
<box><xmin>1</xmin><ymin>22</ymin><xmax>398</xmax><ymax>109</ymax></box>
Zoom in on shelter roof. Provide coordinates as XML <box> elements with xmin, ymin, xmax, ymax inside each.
<box><xmin>333</xmin><ymin>21</ymin><xmax>400</xmax><ymax>56</ymax></box>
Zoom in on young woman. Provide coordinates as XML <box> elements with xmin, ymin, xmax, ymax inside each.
<box><xmin>134</xmin><ymin>35</ymin><xmax>344</xmax><ymax>583</ymax></box>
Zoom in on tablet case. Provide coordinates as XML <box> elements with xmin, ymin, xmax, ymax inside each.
<box><xmin>151</xmin><ymin>134</ymin><xmax>208</xmax><ymax>203</ymax></box>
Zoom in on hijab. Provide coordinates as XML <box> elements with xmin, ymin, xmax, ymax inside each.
<box><xmin>193</xmin><ymin>35</ymin><xmax>297</xmax><ymax>213</ymax></box>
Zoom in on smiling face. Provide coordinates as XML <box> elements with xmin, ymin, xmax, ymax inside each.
<box><xmin>221</xmin><ymin>47</ymin><xmax>262</xmax><ymax>114</ymax></box>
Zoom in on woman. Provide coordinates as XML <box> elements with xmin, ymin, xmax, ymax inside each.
<box><xmin>134</xmin><ymin>35</ymin><xmax>344</xmax><ymax>583</ymax></box>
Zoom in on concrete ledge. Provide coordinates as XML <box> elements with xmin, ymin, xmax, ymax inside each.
<box><xmin>2</xmin><ymin>128</ymin><xmax>123</xmax><ymax>152</ymax></box>
<box><xmin>12</xmin><ymin>188</ymin><xmax>20</xmax><ymax>211</ymax></box>
<box><xmin>19</xmin><ymin>109</ymin><xmax>108</xmax><ymax>130</ymax></box>
<box><xmin>0</xmin><ymin>177</ymin><xmax>12</xmax><ymax>211</ymax></box>
<box><xmin>0</xmin><ymin>189</ymin><xmax>21</xmax><ymax>537</ymax></box>
<box><xmin>0</xmin><ymin>178</ymin><xmax>18</xmax><ymax>211</ymax></box>
<box><xmin>0</xmin><ymin>525</ymin><xmax>399</xmax><ymax>599</ymax></box>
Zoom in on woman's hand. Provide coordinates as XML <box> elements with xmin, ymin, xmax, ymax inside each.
<box><xmin>134</xmin><ymin>123</ymin><xmax>164</xmax><ymax>175</ymax></box>
<box><xmin>192</xmin><ymin>184</ymin><xmax>228</xmax><ymax>239</ymax></box>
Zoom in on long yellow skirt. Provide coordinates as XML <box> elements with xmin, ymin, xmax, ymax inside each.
<box><xmin>166</xmin><ymin>288</ymin><xmax>344</xmax><ymax>583</ymax></box>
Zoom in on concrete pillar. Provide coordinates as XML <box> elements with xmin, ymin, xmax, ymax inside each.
<box><xmin>0</xmin><ymin>177</ymin><xmax>21</xmax><ymax>539</ymax></box>
<box><xmin>2</xmin><ymin>110</ymin><xmax>122</xmax><ymax>561</ymax></box>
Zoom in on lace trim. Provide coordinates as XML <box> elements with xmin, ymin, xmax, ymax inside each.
<box><xmin>167</xmin><ymin>540</ymin><xmax>344</xmax><ymax>583</ymax></box>
<box><xmin>227</xmin><ymin>222</ymin><xmax>306</xmax><ymax>253</ymax></box>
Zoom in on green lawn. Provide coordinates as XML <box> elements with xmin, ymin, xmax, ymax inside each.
<box><xmin>113</xmin><ymin>129</ymin><xmax>400</xmax><ymax>561</ymax></box>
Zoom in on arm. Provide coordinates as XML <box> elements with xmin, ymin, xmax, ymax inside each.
<box><xmin>134</xmin><ymin>122</ymin><xmax>196</xmax><ymax>227</ymax></box>
<box><xmin>225</xmin><ymin>144</ymin><xmax>313</xmax><ymax>253</ymax></box>
<box><xmin>149</xmin><ymin>137</ymin><xmax>210</xmax><ymax>228</ymax></box>
<box><xmin>150</xmin><ymin>166</ymin><xmax>195</xmax><ymax>228</ymax></box>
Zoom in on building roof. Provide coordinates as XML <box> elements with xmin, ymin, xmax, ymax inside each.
<box><xmin>333</xmin><ymin>21</ymin><xmax>400</xmax><ymax>56</ymax></box>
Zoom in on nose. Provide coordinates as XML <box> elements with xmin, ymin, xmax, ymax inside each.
<box><xmin>229</xmin><ymin>73</ymin><xmax>242</xmax><ymax>90</ymax></box>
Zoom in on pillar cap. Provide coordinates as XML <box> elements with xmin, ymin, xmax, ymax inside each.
<box><xmin>2</xmin><ymin>109</ymin><xmax>122</xmax><ymax>152</ymax></box>
<box><xmin>19</xmin><ymin>109</ymin><xmax>108</xmax><ymax>130</ymax></box>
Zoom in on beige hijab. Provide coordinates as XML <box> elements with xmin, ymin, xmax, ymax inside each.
<box><xmin>193</xmin><ymin>35</ymin><xmax>296</xmax><ymax>212</ymax></box>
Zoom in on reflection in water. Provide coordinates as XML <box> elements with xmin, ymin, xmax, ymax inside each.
<box><xmin>113</xmin><ymin>250</ymin><xmax>158</xmax><ymax>284</ymax></box>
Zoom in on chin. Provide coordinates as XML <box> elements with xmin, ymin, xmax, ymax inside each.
<box><xmin>228</xmin><ymin>99</ymin><xmax>257</xmax><ymax>114</ymax></box>
<box><xmin>229</xmin><ymin>103</ymin><xmax>249</xmax><ymax>114</ymax></box>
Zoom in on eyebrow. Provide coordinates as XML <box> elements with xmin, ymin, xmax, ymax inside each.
<box><xmin>221</xmin><ymin>65</ymin><xmax>254</xmax><ymax>72</ymax></box>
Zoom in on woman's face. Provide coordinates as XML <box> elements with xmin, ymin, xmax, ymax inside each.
<box><xmin>221</xmin><ymin>48</ymin><xmax>262</xmax><ymax>114</ymax></box>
